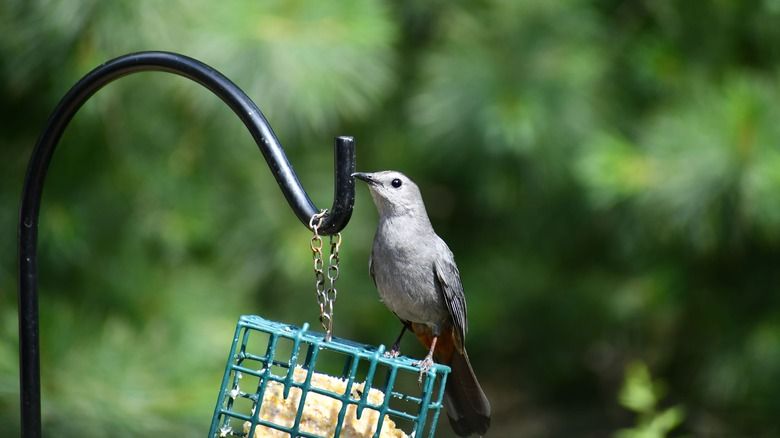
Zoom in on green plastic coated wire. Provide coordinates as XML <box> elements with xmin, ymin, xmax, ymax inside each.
<box><xmin>209</xmin><ymin>315</ymin><xmax>450</xmax><ymax>438</ymax></box>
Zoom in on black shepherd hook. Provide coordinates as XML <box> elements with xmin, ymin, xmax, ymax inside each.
<box><xmin>17</xmin><ymin>51</ymin><xmax>356</xmax><ymax>437</ymax></box>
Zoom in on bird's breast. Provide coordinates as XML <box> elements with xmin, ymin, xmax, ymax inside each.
<box><xmin>371</xmin><ymin>227</ymin><xmax>448</xmax><ymax>327</ymax></box>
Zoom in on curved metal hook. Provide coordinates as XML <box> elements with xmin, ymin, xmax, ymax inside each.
<box><xmin>17</xmin><ymin>51</ymin><xmax>356</xmax><ymax>437</ymax></box>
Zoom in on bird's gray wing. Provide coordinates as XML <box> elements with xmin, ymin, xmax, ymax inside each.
<box><xmin>434</xmin><ymin>255</ymin><xmax>468</xmax><ymax>348</ymax></box>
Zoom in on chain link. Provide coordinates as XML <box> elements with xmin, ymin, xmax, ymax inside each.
<box><xmin>309</xmin><ymin>210</ymin><xmax>341</xmax><ymax>341</ymax></box>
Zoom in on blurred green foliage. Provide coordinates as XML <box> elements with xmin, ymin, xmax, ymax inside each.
<box><xmin>615</xmin><ymin>361</ymin><xmax>684</xmax><ymax>438</ymax></box>
<box><xmin>2</xmin><ymin>0</ymin><xmax>780</xmax><ymax>436</ymax></box>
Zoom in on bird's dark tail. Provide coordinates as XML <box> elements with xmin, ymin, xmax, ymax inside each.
<box><xmin>444</xmin><ymin>350</ymin><xmax>491</xmax><ymax>436</ymax></box>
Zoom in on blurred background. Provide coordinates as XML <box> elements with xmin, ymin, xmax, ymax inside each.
<box><xmin>2</xmin><ymin>0</ymin><xmax>780</xmax><ymax>436</ymax></box>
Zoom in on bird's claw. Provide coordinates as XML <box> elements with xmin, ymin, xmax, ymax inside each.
<box><xmin>413</xmin><ymin>356</ymin><xmax>434</xmax><ymax>383</ymax></box>
<box><xmin>385</xmin><ymin>344</ymin><xmax>401</xmax><ymax>358</ymax></box>
<box><xmin>385</xmin><ymin>342</ymin><xmax>401</xmax><ymax>359</ymax></box>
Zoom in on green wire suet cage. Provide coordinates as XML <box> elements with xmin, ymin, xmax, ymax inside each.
<box><xmin>209</xmin><ymin>315</ymin><xmax>450</xmax><ymax>438</ymax></box>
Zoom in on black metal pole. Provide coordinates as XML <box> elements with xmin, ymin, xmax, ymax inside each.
<box><xmin>17</xmin><ymin>51</ymin><xmax>355</xmax><ymax>437</ymax></box>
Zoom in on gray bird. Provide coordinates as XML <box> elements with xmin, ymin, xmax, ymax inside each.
<box><xmin>353</xmin><ymin>170</ymin><xmax>491</xmax><ymax>437</ymax></box>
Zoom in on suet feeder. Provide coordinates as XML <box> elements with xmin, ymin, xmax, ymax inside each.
<box><xmin>210</xmin><ymin>316</ymin><xmax>448</xmax><ymax>437</ymax></box>
<box><xmin>16</xmin><ymin>51</ymin><xmax>449</xmax><ymax>437</ymax></box>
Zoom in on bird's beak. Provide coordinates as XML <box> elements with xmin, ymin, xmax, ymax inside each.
<box><xmin>352</xmin><ymin>172</ymin><xmax>378</xmax><ymax>186</ymax></box>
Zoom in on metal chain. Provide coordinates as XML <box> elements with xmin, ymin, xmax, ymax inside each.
<box><xmin>326</xmin><ymin>232</ymin><xmax>341</xmax><ymax>329</ymax></box>
<box><xmin>309</xmin><ymin>210</ymin><xmax>341</xmax><ymax>341</ymax></box>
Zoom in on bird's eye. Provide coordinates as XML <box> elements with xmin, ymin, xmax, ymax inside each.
<box><xmin>391</xmin><ymin>178</ymin><xmax>402</xmax><ymax>188</ymax></box>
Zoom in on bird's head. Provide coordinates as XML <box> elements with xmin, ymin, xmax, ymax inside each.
<box><xmin>352</xmin><ymin>170</ymin><xmax>426</xmax><ymax>218</ymax></box>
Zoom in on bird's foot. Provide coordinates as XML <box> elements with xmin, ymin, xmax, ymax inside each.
<box><xmin>413</xmin><ymin>355</ymin><xmax>434</xmax><ymax>383</ymax></box>
<box><xmin>385</xmin><ymin>343</ymin><xmax>401</xmax><ymax>358</ymax></box>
